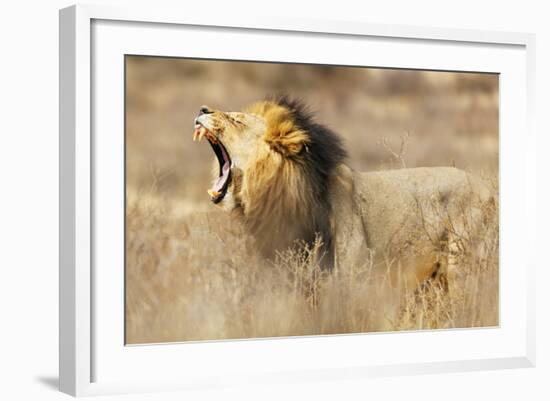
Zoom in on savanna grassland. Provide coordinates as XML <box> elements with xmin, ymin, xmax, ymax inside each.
<box><xmin>125</xmin><ymin>56</ymin><xmax>499</xmax><ymax>344</ymax></box>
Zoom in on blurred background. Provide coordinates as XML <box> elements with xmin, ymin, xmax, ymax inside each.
<box><xmin>125</xmin><ymin>56</ymin><xmax>499</xmax><ymax>215</ymax></box>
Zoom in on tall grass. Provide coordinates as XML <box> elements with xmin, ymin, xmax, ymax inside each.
<box><xmin>125</xmin><ymin>182</ymin><xmax>498</xmax><ymax>344</ymax></box>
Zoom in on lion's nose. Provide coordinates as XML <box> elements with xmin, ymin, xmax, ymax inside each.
<box><xmin>198</xmin><ymin>105</ymin><xmax>213</xmax><ymax>116</ymax></box>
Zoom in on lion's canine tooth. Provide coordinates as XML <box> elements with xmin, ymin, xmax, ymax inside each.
<box><xmin>207</xmin><ymin>189</ymin><xmax>221</xmax><ymax>198</ymax></box>
<box><xmin>193</xmin><ymin>129</ymin><xmax>199</xmax><ymax>141</ymax></box>
<box><xmin>198</xmin><ymin>126</ymin><xmax>207</xmax><ymax>142</ymax></box>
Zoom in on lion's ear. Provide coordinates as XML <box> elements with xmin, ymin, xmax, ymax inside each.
<box><xmin>264</xmin><ymin>117</ymin><xmax>309</xmax><ymax>156</ymax></box>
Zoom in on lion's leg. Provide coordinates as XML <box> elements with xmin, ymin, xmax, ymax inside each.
<box><xmin>439</xmin><ymin>199</ymin><xmax>488</xmax><ymax>300</ymax></box>
<box><xmin>435</xmin><ymin>209</ymin><xmax>478</xmax><ymax>302</ymax></box>
<box><xmin>432</xmin><ymin>237</ymin><xmax>460</xmax><ymax>300</ymax></box>
<box><xmin>437</xmin><ymin>185</ymin><xmax>496</xmax><ymax>299</ymax></box>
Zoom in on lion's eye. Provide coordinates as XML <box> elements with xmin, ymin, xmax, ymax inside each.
<box><xmin>228</xmin><ymin>117</ymin><xmax>243</xmax><ymax>126</ymax></box>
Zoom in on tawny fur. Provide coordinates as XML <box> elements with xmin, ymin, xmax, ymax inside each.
<box><xmin>194</xmin><ymin>97</ymin><xmax>494</xmax><ymax>290</ymax></box>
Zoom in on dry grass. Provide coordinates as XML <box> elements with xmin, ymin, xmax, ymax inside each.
<box><xmin>124</xmin><ymin>56</ymin><xmax>499</xmax><ymax>344</ymax></box>
<box><xmin>125</xmin><ymin>183</ymin><xmax>498</xmax><ymax>344</ymax></box>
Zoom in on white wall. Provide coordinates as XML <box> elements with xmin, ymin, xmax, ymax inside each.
<box><xmin>0</xmin><ymin>0</ymin><xmax>547</xmax><ymax>400</ymax></box>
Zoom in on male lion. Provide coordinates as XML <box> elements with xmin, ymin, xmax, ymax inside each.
<box><xmin>191</xmin><ymin>97</ymin><xmax>494</xmax><ymax>293</ymax></box>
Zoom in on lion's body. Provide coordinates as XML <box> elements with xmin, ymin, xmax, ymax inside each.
<box><xmin>329</xmin><ymin>164</ymin><xmax>492</xmax><ymax>289</ymax></box>
<box><xmin>192</xmin><ymin>97</ymin><xmax>494</xmax><ymax>293</ymax></box>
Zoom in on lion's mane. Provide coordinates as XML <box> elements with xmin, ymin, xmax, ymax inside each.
<box><xmin>237</xmin><ymin>96</ymin><xmax>347</xmax><ymax>264</ymax></box>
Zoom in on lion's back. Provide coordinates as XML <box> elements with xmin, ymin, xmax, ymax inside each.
<box><xmin>351</xmin><ymin>166</ymin><xmax>493</xmax><ymax>254</ymax></box>
<box><xmin>358</xmin><ymin>166</ymin><xmax>485</xmax><ymax>197</ymax></box>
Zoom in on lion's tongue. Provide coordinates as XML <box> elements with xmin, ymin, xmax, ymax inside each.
<box><xmin>210</xmin><ymin>146</ymin><xmax>231</xmax><ymax>194</ymax></box>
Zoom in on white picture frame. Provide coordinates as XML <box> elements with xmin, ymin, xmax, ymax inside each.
<box><xmin>59</xmin><ymin>3</ymin><xmax>536</xmax><ymax>397</ymax></box>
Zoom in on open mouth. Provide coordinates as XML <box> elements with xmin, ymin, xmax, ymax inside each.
<box><xmin>193</xmin><ymin>123</ymin><xmax>232</xmax><ymax>203</ymax></box>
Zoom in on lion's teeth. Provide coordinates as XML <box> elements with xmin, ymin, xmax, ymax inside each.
<box><xmin>207</xmin><ymin>189</ymin><xmax>221</xmax><ymax>198</ymax></box>
<box><xmin>192</xmin><ymin>125</ymin><xmax>216</xmax><ymax>143</ymax></box>
<box><xmin>198</xmin><ymin>127</ymin><xmax>207</xmax><ymax>142</ymax></box>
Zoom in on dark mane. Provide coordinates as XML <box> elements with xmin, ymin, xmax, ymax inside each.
<box><xmin>271</xmin><ymin>94</ymin><xmax>348</xmax><ymax>189</ymax></box>
<box><xmin>270</xmin><ymin>95</ymin><xmax>348</xmax><ymax>268</ymax></box>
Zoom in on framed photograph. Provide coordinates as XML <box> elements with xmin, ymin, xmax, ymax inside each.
<box><xmin>59</xmin><ymin>4</ymin><xmax>536</xmax><ymax>396</ymax></box>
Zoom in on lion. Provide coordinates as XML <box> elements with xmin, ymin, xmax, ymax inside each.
<box><xmin>191</xmin><ymin>97</ymin><xmax>495</xmax><ymax>293</ymax></box>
